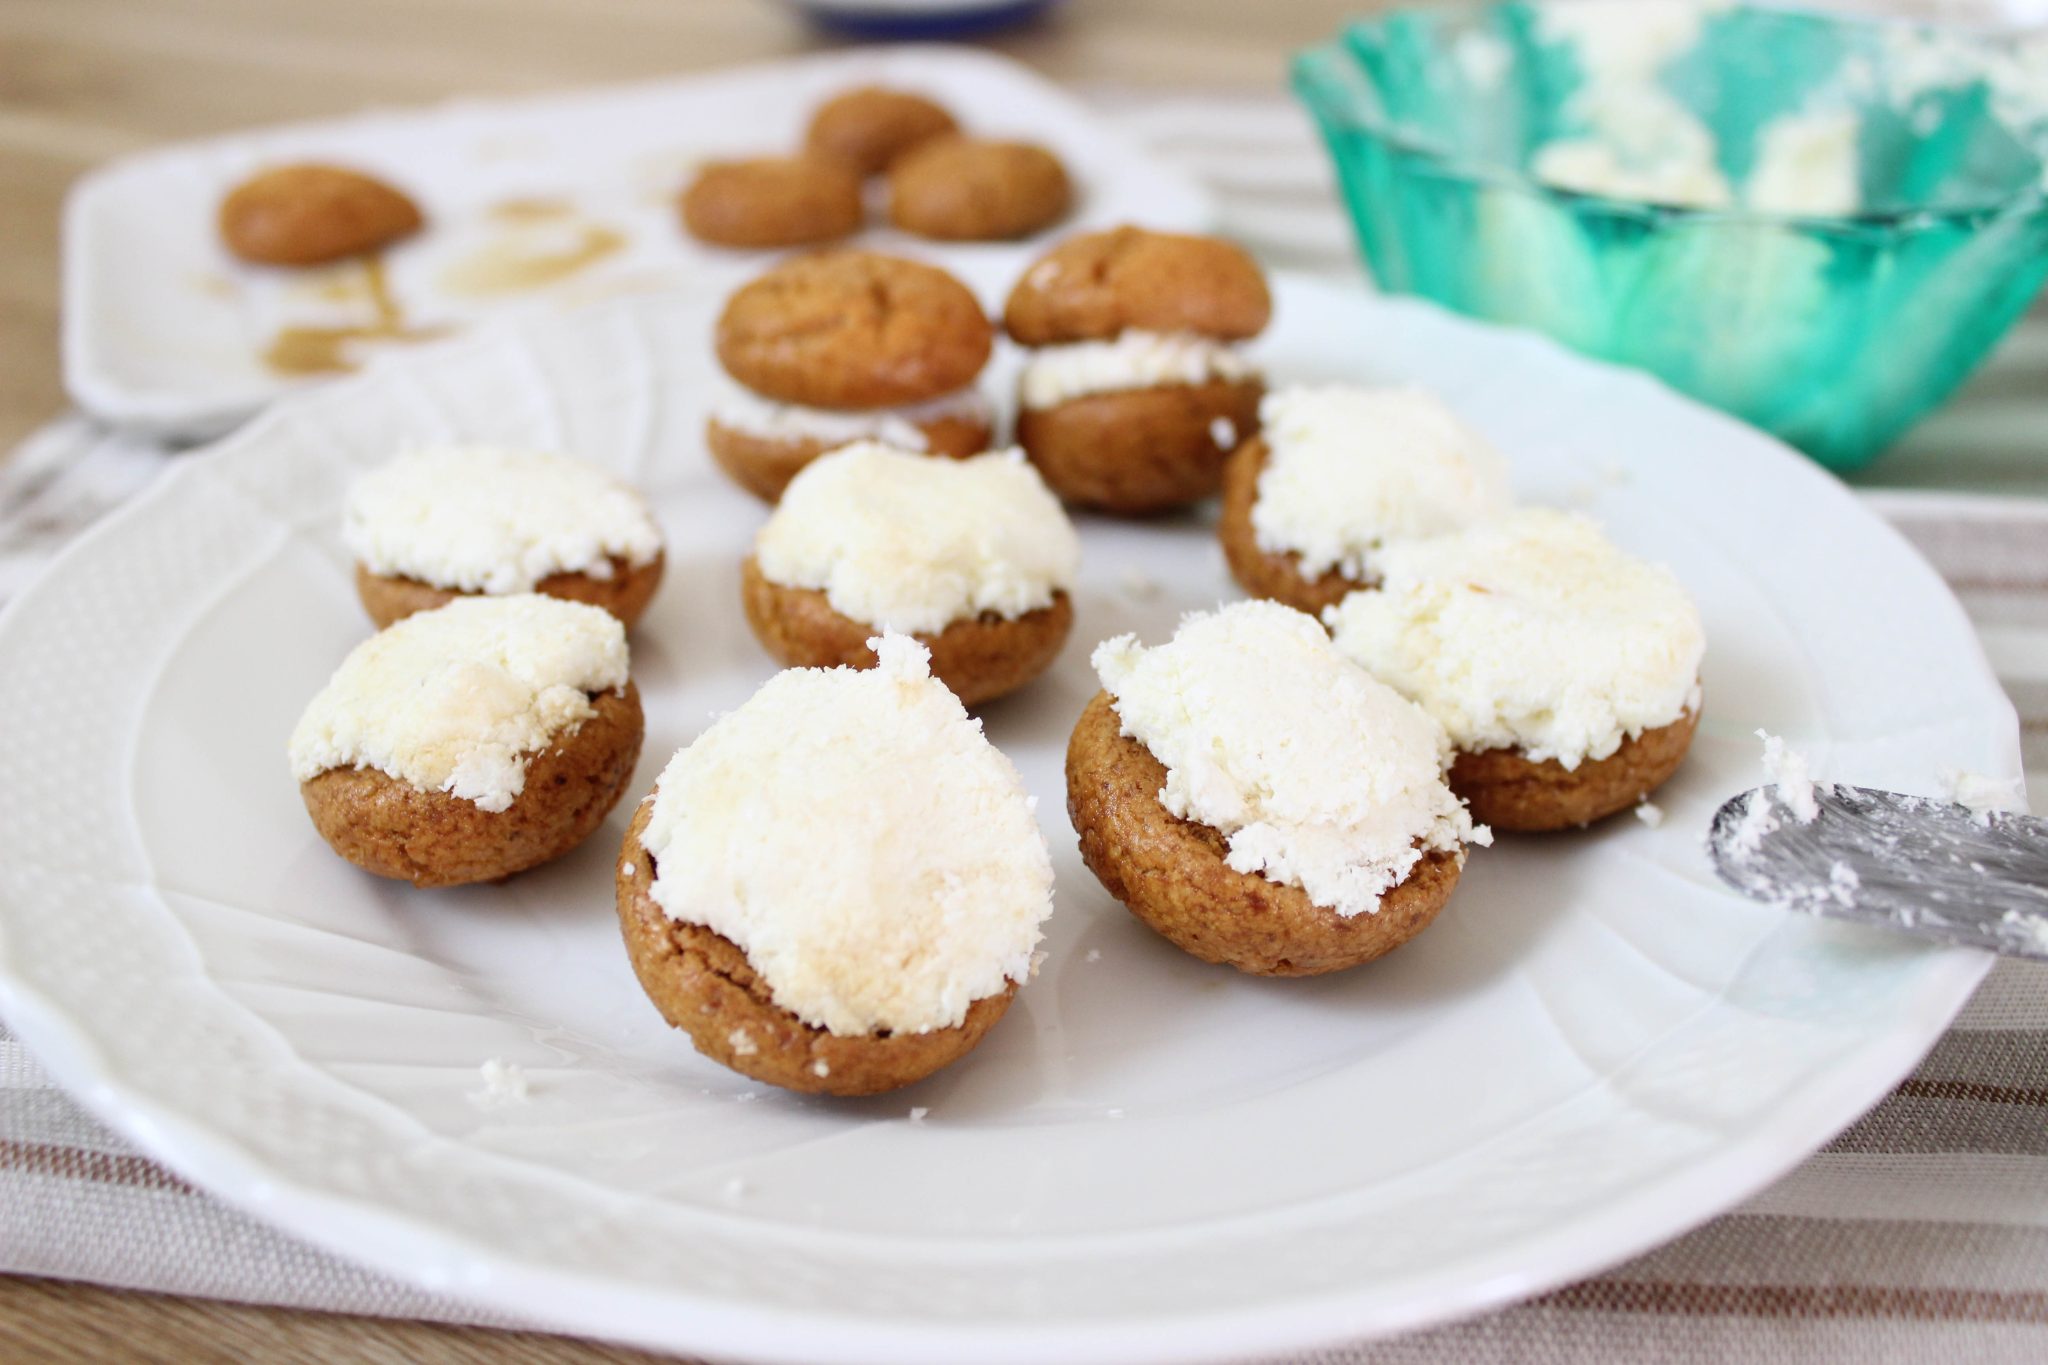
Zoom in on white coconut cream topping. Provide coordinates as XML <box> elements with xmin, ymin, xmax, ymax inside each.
<box><xmin>754</xmin><ymin>442</ymin><xmax>1078</xmax><ymax>636</ymax></box>
<box><xmin>1251</xmin><ymin>385</ymin><xmax>1511</xmax><ymax>581</ymax></box>
<box><xmin>1326</xmin><ymin>508</ymin><xmax>1704</xmax><ymax>769</ymax></box>
<box><xmin>344</xmin><ymin>445</ymin><xmax>662</xmax><ymax>594</ymax></box>
<box><xmin>288</xmin><ymin>595</ymin><xmax>629</xmax><ymax>812</ymax></box>
<box><xmin>639</xmin><ymin>636</ymin><xmax>1054</xmax><ymax>1037</ymax></box>
<box><xmin>1093</xmin><ymin>600</ymin><xmax>1483</xmax><ymax>919</ymax></box>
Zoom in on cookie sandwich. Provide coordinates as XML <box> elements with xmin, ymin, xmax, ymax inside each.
<box><xmin>616</xmin><ymin>636</ymin><xmax>1054</xmax><ymax>1095</ymax></box>
<box><xmin>220</xmin><ymin>163</ymin><xmax>423</xmax><ymax>267</ymax></box>
<box><xmin>742</xmin><ymin>441</ymin><xmax>1078</xmax><ymax>705</ymax></box>
<box><xmin>707</xmin><ymin>251</ymin><xmax>996</xmax><ymax>502</ymax></box>
<box><xmin>1326</xmin><ymin>508</ymin><xmax>1705</xmax><ymax>831</ymax></box>
<box><xmin>344</xmin><ymin>444</ymin><xmax>665</xmax><ymax>629</ymax></box>
<box><xmin>291</xmin><ymin>595</ymin><xmax>644</xmax><ymax>887</ymax></box>
<box><xmin>1219</xmin><ymin>385</ymin><xmax>1509</xmax><ymax>615</ymax></box>
<box><xmin>1005</xmin><ymin>226</ymin><xmax>1270</xmax><ymax>514</ymax></box>
<box><xmin>1067</xmin><ymin>600</ymin><xmax>1485</xmax><ymax>976</ymax></box>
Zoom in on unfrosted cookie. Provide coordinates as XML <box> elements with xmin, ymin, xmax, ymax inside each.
<box><xmin>1219</xmin><ymin>387</ymin><xmax>1508</xmax><ymax>614</ymax></box>
<box><xmin>1003</xmin><ymin>225</ymin><xmax>1271</xmax><ymax>346</ymax></box>
<box><xmin>704</xmin><ymin>387</ymin><xmax>993</xmax><ymax>503</ymax></box>
<box><xmin>1007</xmin><ymin>228</ymin><xmax>1271</xmax><ymax>514</ymax></box>
<box><xmin>1326</xmin><ymin>508</ymin><xmax>1706</xmax><ymax>831</ymax></box>
<box><xmin>679</xmin><ymin>155</ymin><xmax>864</xmax><ymax>249</ymax></box>
<box><xmin>715</xmin><ymin>251</ymin><xmax>994</xmax><ymax>409</ymax></box>
<box><xmin>805</xmin><ymin>86</ymin><xmax>959</xmax><ymax>176</ymax></box>
<box><xmin>219</xmin><ymin>163</ymin><xmax>423</xmax><ymax>267</ymax></box>
<box><xmin>291</xmin><ymin>596</ymin><xmax>643</xmax><ymax>887</ymax></box>
<box><xmin>617</xmin><ymin>636</ymin><xmax>1053</xmax><ymax>1095</ymax></box>
<box><xmin>887</xmin><ymin>137</ymin><xmax>1071</xmax><ymax>241</ymax></box>
<box><xmin>739</xmin><ymin>442</ymin><xmax>1078</xmax><ymax>703</ymax></box>
<box><xmin>344</xmin><ymin>445</ymin><xmax>666</xmax><ymax>629</ymax></box>
<box><xmin>1068</xmin><ymin>601</ymin><xmax>1484</xmax><ymax>975</ymax></box>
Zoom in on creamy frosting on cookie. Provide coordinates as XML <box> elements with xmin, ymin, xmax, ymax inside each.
<box><xmin>1094</xmin><ymin>600</ymin><xmax>1482</xmax><ymax>919</ymax></box>
<box><xmin>710</xmin><ymin>384</ymin><xmax>991</xmax><ymax>451</ymax></box>
<box><xmin>1018</xmin><ymin>330</ymin><xmax>1254</xmax><ymax>409</ymax></box>
<box><xmin>639</xmin><ymin>636</ymin><xmax>1053</xmax><ymax>1036</ymax></box>
<box><xmin>1252</xmin><ymin>385</ymin><xmax>1510</xmax><ymax>580</ymax></box>
<box><xmin>754</xmin><ymin>441</ymin><xmax>1079</xmax><ymax>635</ymax></box>
<box><xmin>1326</xmin><ymin>508</ymin><xmax>1705</xmax><ymax>768</ymax></box>
<box><xmin>344</xmin><ymin>445</ymin><xmax>661</xmax><ymax>594</ymax></box>
<box><xmin>289</xmin><ymin>595</ymin><xmax>629</xmax><ymax>812</ymax></box>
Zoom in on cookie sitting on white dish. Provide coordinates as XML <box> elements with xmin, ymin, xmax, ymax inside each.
<box><xmin>1065</xmin><ymin>599</ymin><xmax>1487</xmax><ymax>976</ymax></box>
<box><xmin>740</xmin><ymin>440</ymin><xmax>1081</xmax><ymax>706</ymax></box>
<box><xmin>1218</xmin><ymin>385</ymin><xmax>1510</xmax><ymax>615</ymax></box>
<box><xmin>291</xmin><ymin>594</ymin><xmax>644</xmax><ymax>887</ymax></box>
<box><xmin>344</xmin><ymin>444</ymin><xmax>665</xmax><ymax>629</ymax></box>
<box><xmin>614</xmin><ymin>635</ymin><xmax>1054</xmax><ymax>1095</ymax></box>
<box><xmin>1325</xmin><ymin>507</ymin><xmax>1705</xmax><ymax>831</ymax></box>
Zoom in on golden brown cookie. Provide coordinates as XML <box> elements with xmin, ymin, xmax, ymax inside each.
<box><xmin>352</xmin><ymin>554</ymin><xmax>665</xmax><ymax>632</ymax></box>
<box><xmin>301</xmin><ymin>683</ymin><xmax>643</xmax><ymax>888</ymax></box>
<box><xmin>805</xmin><ymin>86</ymin><xmax>959</xmax><ymax>176</ymax></box>
<box><xmin>1216</xmin><ymin>438</ymin><xmax>1369</xmax><ymax>615</ymax></box>
<box><xmin>887</xmin><ymin>137</ymin><xmax>1071</xmax><ymax>241</ymax></box>
<box><xmin>703</xmin><ymin>410</ymin><xmax>993</xmax><ymax>503</ymax></box>
<box><xmin>1017</xmin><ymin>376</ymin><xmax>1263</xmax><ymax>515</ymax></box>
<box><xmin>679</xmin><ymin>156</ymin><xmax>864</xmax><ymax>249</ymax></box>
<box><xmin>615</xmin><ymin>799</ymin><xmax>1017</xmax><ymax>1096</ymax></box>
<box><xmin>219</xmin><ymin>164</ymin><xmax>424</xmax><ymax>267</ymax></box>
<box><xmin>1066</xmin><ymin>691</ymin><xmax>1459</xmax><ymax>976</ymax></box>
<box><xmin>1450</xmin><ymin>706</ymin><xmax>1700</xmax><ymax>832</ymax></box>
<box><xmin>739</xmin><ymin>557</ymin><xmax>1071</xmax><ymax>706</ymax></box>
<box><xmin>1004</xmin><ymin>226</ymin><xmax>1273</xmax><ymax>346</ymax></box>
<box><xmin>716</xmin><ymin>251</ymin><xmax>994</xmax><ymax>409</ymax></box>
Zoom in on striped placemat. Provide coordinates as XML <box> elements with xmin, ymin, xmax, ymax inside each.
<box><xmin>1</xmin><ymin>90</ymin><xmax>2045</xmax><ymax>1361</ymax></box>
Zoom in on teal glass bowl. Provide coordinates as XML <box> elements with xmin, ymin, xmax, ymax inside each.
<box><xmin>1293</xmin><ymin>3</ymin><xmax>2048</xmax><ymax>471</ymax></box>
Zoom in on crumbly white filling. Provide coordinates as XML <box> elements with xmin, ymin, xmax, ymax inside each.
<box><xmin>344</xmin><ymin>445</ymin><xmax>662</xmax><ymax>594</ymax></box>
<box><xmin>288</xmin><ymin>594</ymin><xmax>629</xmax><ymax>812</ymax></box>
<box><xmin>639</xmin><ymin>636</ymin><xmax>1054</xmax><ymax>1037</ymax></box>
<box><xmin>1094</xmin><ymin>600</ymin><xmax>1484</xmax><ymax>919</ymax></box>
<box><xmin>755</xmin><ymin>442</ymin><xmax>1079</xmax><ymax>636</ymax></box>
<box><xmin>1325</xmin><ymin>508</ymin><xmax>1705</xmax><ymax>769</ymax></box>
<box><xmin>710</xmin><ymin>384</ymin><xmax>990</xmax><ymax>453</ymax></box>
<box><xmin>1758</xmin><ymin>729</ymin><xmax>1822</xmax><ymax>823</ymax></box>
<box><xmin>1251</xmin><ymin>385</ymin><xmax>1510</xmax><ymax>580</ymax></box>
<box><xmin>1018</xmin><ymin>330</ymin><xmax>1254</xmax><ymax>410</ymax></box>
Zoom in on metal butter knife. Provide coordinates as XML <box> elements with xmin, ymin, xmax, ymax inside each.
<box><xmin>1708</xmin><ymin>785</ymin><xmax>2048</xmax><ymax>959</ymax></box>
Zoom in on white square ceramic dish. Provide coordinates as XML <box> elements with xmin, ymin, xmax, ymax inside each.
<box><xmin>61</xmin><ymin>46</ymin><xmax>1213</xmax><ymax>440</ymax></box>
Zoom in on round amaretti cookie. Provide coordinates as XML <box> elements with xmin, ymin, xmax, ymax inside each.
<box><xmin>1005</xmin><ymin>227</ymin><xmax>1272</xmax><ymax>514</ymax></box>
<box><xmin>715</xmin><ymin>251</ymin><xmax>994</xmax><ymax>410</ymax></box>
<box><xmin>343</xmin><ymin>445</ymin><xmax>665</xmax><ymax>629</ymax></box>
<box><xmin>805</xmin><ymin>86</ymin><xmax>959</xmax><ymax>176</ymax></box>
<box><xmin>220</xmin><ymin>163</ymin><xmax>424</xmax><ymax>267</ymax></box>
<box><xmin>1069</xmin><ymin>601</ymin><xmax>1485</xmax><ymax>976</ymax></box>
<box><xmin>617</xmin><ymin>635</ymin><xmax>1054</xmax><ymax>1095</ymax></box>
<box><xmin>1327</xmin><ymin>507</ymin><xmax>1707</xmax><ymax>832</ymax></box>
<box><xmin>679</xmin><ymin>155</ymin><xmax>864</xmax><ymax>249</ymax></box>
<box><xmin>1003</xmin><ymin>225</ymin><xmax>1272</xmax><ymax>347</ymax></box>
<box><xmin>704</xmin><ymin>387</ymin><xmax>994</xmax><ymax>504</ymax></box>
<box><xmin>740</xmin><ymin>441</ymin><xmax>1078</xmax><ymax>704</ymax></box>
<box><xmin>886</xmin><ymin>136</ymin><xmax>1071</xmax><ymax>241</ymax></box>
<box><xmin>290</xmin><ymin>595</ymin><xmax>643</xmax><ymax>887</ymax></box>
<box><xmin>1218</xmin><ymin>386</ymin><xmax>1508</xmax><ymax>614</ymax></box>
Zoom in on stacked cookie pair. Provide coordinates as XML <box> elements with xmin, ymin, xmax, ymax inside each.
<box><xmin>293</xmin><ymin>447</ymin><xmax>667</xmax><ymax>887</ymax></box>
<box><xmin>682</xmin><ymin>83</ymin><xmax>1071</xmax><ymax>249</ymax></box>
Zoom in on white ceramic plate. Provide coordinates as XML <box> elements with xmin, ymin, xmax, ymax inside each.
<box><xmin>61</xmin><ymin>46</ymin><xmax>1212</xmax><ymax>441</ymax></box>
<box><xmin>0</xmin><ymin>270</ymin><xmax>2015</xmax><ymax>1364</ymax></box>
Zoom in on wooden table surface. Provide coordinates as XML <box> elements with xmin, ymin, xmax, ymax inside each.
<box><xmin>0</xmin><ymin>1</ymin><xmax>1355</xmax><ymax>1359</ymax></box>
